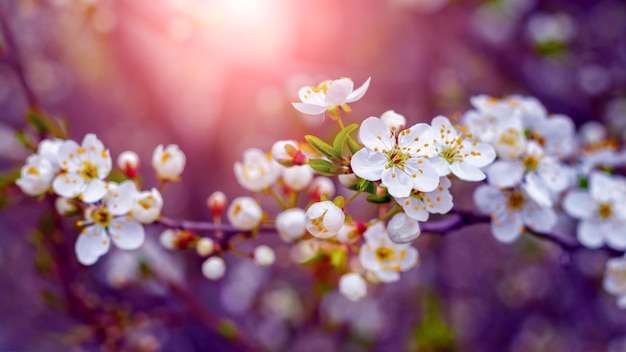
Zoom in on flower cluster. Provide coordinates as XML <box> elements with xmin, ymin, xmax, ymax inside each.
<box><xmin>15</xmin><ymin>77</ymin><xmax>626</xmax><ymax>308</ymax></box>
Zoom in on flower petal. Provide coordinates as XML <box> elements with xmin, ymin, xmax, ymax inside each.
<box><xmin>52</xmin><ymin>173</ymin><xmax>84</xmax><ymax>199</ymax></box>
<box><xmin>107</xmin><ymin>181</ymin><xmax>138</xmax><ymax>215</ymax></box>
<box><xmin>562</xmin><ymin>190</ymin><xmax>593</xmax><ymax>219</ymax></box>
<box><xmin>486</xmin><ymin>161</ymin><xmax>524</xmax><ymax>188</ymax></box>
<box><xmin>109</xmin><ymin>218</ymin><xmax>145</xmax><ymax>250</ymax></box>
<box><xmin>324</xmin><ymin>78</ymin><xmax>353</xmax><ymax>105</ymax></box>
<box><xmin>473</xmin><ymin>184</ymin><xmax>505</xmax><ymax>214</ymax></box>
<box><xmin>523</xmin><ymin>203</ymin><xmax>557</xmax><ymax>233</ymax></box>
<box><xmin>577</xmin><ymin>219</ymin><xmax>605</xmax><ymax>249</ymax></box>
<box><xmin>491</xmin><ymin>212</ymin><xmax>523</xmax><ymax>243</ymax></box>
<box><xmin>351</xmin><ymin>149</ymin><xmax>387</xmax><ymax>181</ymax></box>
<box><xmin>291</xmin><ymin>102</ymin><xmax>328</xmax><ymax>115</ymax></box>
<box><xmin>358</xmin><ymin>117</ymin><xmax>394</xmax><ymax>151</ymax></box>
<box><xmin>381</xmin><ymin>167</ymin><xmax>413</xmax><ymax>198</ymax></box>
<box><xmin>450</xmin><ymin>161</ymin><xmax>486</xmax><ymax>182</ymax></box>
<box><xmin>82</xmin><ymin>179</ymin><xmax>108</xmax><ymax>203</ymax></box>
<box><xmin>75</xmin><ymin>225</ymin><xmax>110</xmax><ymax>265</ymax></box>
<box><xmin>404</xmin><ymin>161</ymin><xmax>439</xmax><ymax>192</ymax></box>
<box><xmin>345</xmin><ymin>77</ymin><xmax>371</xmax><ymax>103</ymax></box>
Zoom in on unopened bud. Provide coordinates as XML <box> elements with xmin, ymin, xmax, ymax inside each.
<box><xmin>117</xmin><ymin>151</ymin><xmax>140</xmax><ymax>178</ymax></box>
<box><xmin>202</xmin><ymin>256</ymin><xmax>226</xmax><ymax>280</ymax></box>
<box><xmin>387</xmin><ymin>213</ymin><xmax>421</xmax><ymax>243</ymax></box>
<box><xmin>196</xmin><ymin>237</ymin><xmax>215</xmax><ymax>257</ymax></box>
<box><xmin>308</xmin><ymin>177</ymin><xmax>335</xmax><ymax>201</ymax></box>
<box><xmin>207</xmin><ymin>191</ymin><xmax>227</xmax><ymax>216</ymax></box>
<box><xmin>381</xmin><ymin>110</ymin><xmax>406</xmax><ymax>133</ymax></box>
<box><xmin>159</xmin><ymin>229</ymin><xmax>177</xmax><ymax>250</ymax></box>
<box><xmin>227</xmin><ymin>197</ymin><xmax>263</xmax><ymax>230</ymax></box>
<box><xmin>283</xmin><ymin>165</ymin><xmax>314</xmax><ymax>191</ymax></box>
<box><xmin>276</xmin><ymin>208</ymin><xmax>307</xmax><ymax>242</ymax></box>
<box><xmin>254</xmin><ymin>245</ymin><xmax>275</xmax><ymax>266</ymax></box>
<box><xmin>338</xmin><ymin>173</ymin><xmax>358</xmax><ymax>188</ymax></box>
<box><xmin>339</xmin><ymin>272</ymin><xmax>367</xmax><ymax>301</ymax></box>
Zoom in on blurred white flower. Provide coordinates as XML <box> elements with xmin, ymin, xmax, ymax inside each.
<box><xmin>308</xmin><ymin>177</ymin><xmax>335</xmax><ymax>201</ymax></box>
<box><xmin>359</xmin><ymin>222</ymin><xmax>419</xmax><ymax>282</ymax></box>
<box><xmin>117</xmin><ymin>150</ymin><xmax>139</xmax><ymax>178</ymax></box>
<box><xmin>603</xmin><ymin>255</ymin><xmax>626</xmax><ymax>308</ymax></box>
<box><xmin>227</xmin><ymin>196</ymin><xmax>263</xmax><ymax>230</ymax></box>
<box><xmin>234</xmin><ymin>148</ymin><xmax>283</xmax><ymax>192</ymax></box>
<box><xmin>206</xmin><ymin>191</ymin><xmax>227</xmax><ymax>216</ymax></box>
<box><xmin>202</xmin><ymin>256</ymin><xmax>226</xmax><ymax>280</ymax></box>
<box><xmin>55</xmin><ymin>197</ymin><xmax>77</xmax><ymax>216</ymax></box>
<box><xmin>152</xmin><ymin>144</ymin><xmax>186</xmax><ymax>181</ymax></box>
<box><xmin>16</xmin><ymin>154</ymin><xmax>56</xmax><ymax>196</ymax></box>
<box><xmin>395</xmin><ymin>176</ymin><xmax>453</xmax><ymax>221</ymax></box>
<box><xmin>387</xmin><ymin>213</ymin><xmax>421</xmax><ymax>244</ymax></box>
<box><xmin>380</xmin><ymin>110</ymin><xmax>406</xmax><ymax>133</ymax></box>
<box><xmin>282</xmin><ymin>165</ymin><xmax>314</xmax><ymax>191</ymax></box>
<box><xmin>254</xmin><ymin>245</ymin><xmax>275</xmax><ymax>266</ymax></box>
<box><xmin>339</xmin><ymin>273</ymin><xmax>367</xmax><ymax>301</ymax></box>
<box><xmin>276</xmin><ymin>208</ymin><xmax>307</xmax><ymax>242</ymax></box>
<box><xmin>292</xmin><ymin>77</ymin><xmax>371</xmax><ymax>119</ymax></box>
<box><xmin>132</xmin><ymin>188</ymin><xmax>163</xmax><ymax>224</ymax></box>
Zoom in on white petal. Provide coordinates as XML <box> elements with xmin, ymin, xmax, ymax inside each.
<box><xmin>486</xmin><ymin>161</ymin><xmax>524</xmax><ymax>188</ymax></box>
<box><xmin>397</xmin><ymin>196</ymin><xmax>429</xmax><ymax>221</ymax></box>
<box><xmin>577</xmin><ymin>219</ymin><xmax>604</xmax><ymax>249</ymax></box>
<box><xmin>324</xmin><ymin>78</ymin><xmax>353</xmax><ymax>105</ymax></box>
<box><xmin>52</xmin><ymin>173</ymin><xmax>84</xmax><ymax>198</ymax></box>
<box><xmin>523</xmin><ymin>203</ymin><xmax>557</xmax><ymax>233</ymax></box>
<box><xmin>404</xmin><ymin>161</ymin><xmax>439</xmax><ymax>192</ymax></box>
<box><xmin>350</xmin><ymin>149</ymin><xmax>387</xmax><ymax>181</ymax></box>
<box><xmin>322</xmin><ymin>205</ymin><xmax>345</xmax><ymax>233</ymax></box>
<box><xmin>590</xmin><ymin>171</ymin><xmax>614</xmax><ymax>203</ymax></box>
<box><xmin>358</xmin><ymin>117</ymin><xmax>393</xmax><ymax>151</ymax></box>
<box><xmin>522</xmin><ymin>173</ymin><xmax>554</xmax><ymax>208</ymax></box>
<box><xmin>57</xmin><ymin>140</ymin><xmax>81</xmax><ymax>171</ymax></box>
<box><xmin>82</xmin><ymin>179</ymin><xmax>108</xmax><ymax>203</ymax></box>
<box><xmin>537</xmin><ymin>159</ymin><xmax>569</xmax><ymax>193</ymax></box>
<box><xmin>562</xmin><ymin>190</ymin><xmax>593</xmax><ymax>219</ymax></box>
<box><xmin>450</xmin><ymin>162</ymin><xmax>486</xmax><ymax>182</ymax></box>
<box><xmin>109</xmin><ymin>218</ymin><xmax>145</xmax><ymax>250</ymax></box>
<box><xmin>387</xmin><ymin>213</ymin><xmax>421</xmax><ymax>243</ymax></box>
<box><xmin>345</xmin><ymin>77</ymin><xmax>371</xmax><ymax>103</ymax></box>
<box><xmin>398</xmin><ymin>123</ymin><xmax>436</xmax><ymax>156</ymax></box>
<box><xmin>491</xmin><ymin>212</ymin><xmax>523</xmax><ymax>243</ymax></box>
<box><xmin>429</xmin><ymin>156</ymin><xmax>451</xmax><ymax>176</ymax></box>
<box><xmin>473</xmin><ymin>184</ymin><xmax>505</xmax><ymax>214</ymax></box>
<box><xmin>605</xmin><ymin>220</ymin><xmax>626</xmax><ymax>250</ymax></box>
<box><xmin>75</xmin><ymin>225</ymin><xmax>110</xmax><ymax>265</ymax></box>
<box><xmin>397</xmin><ymin>246</ymin><xmax>419</xmax><ymax>269</ymax></box>
<box><xmin>107</xmin><ymin>181</ymin><xmax>138</xmax><ymax>215</ymax></box>
<box><xmin>297</xmin><ymin>86</ymin><xmax>325</xmax><ymax>105</ymax></box>
<box><xmin>374</xmin><ymin>269</ymin><xmax>400</xmax><ymax>283</ymax></box>
<box><xmin>381</xmin><ymin>167</ymin><xmax>413</xmax><ymax>198</ymax></box>
<box><xmin>464</xmin><ymin>141</ymin><xmax>496</xmax><ymax>167</ymax></box>
<box><xmin>291</xmin><ymin>102</ymin><xmax>328</xmax><ymax>115</ymax></box>
<box><xmin>363</xmin><ymin>222</ymin><xmax>385</xmax><ymax>244</ymax></box>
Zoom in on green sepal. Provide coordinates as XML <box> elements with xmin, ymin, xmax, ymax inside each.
<box><xmin>578</xmin><ymin>176</ymin><xmax>589</xmax><ymax>190</ymax></box>
<box><xmin>347</xmin><ymin>138</ymin><xmax>363</xmax><ymax>154</ymax></box>
<box><xmin>305</xmin><ymin>134</ymin><xmax>340</xmax><ymax>159</ymax></box>
<box><xmin>329</xmin><ymin>249</ymin><xmax>347</xmax><ymax>271</ymax></box>
<box><xmin>14</xmin><ymin>130</ymin><xmax>38</xmax><ymax>151</ymax></box>
<box><xmin>332</xmin><ymin>123</ymin><xmax>358</xmax><ymax>157</ymax></box>
<box><xmin>308</xmin><ymin>158</ymin><xmax>335</xmax><ymax>176</ymax></box>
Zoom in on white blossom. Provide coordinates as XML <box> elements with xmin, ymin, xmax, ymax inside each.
<box><xmin>202</xmin><ymin>256</ymin><xmax>226</xmax><ymax>280</ymax></box>
<box><xmin>52</xmin><ymin>134</ymin><xmax>112</xmax><ymax>203</ymax></box>
<box><xmin>380</xmin><ymin>110</ymin><xmax>406</xmax><ymax>133</ymax></box>
<box><xmin>16</xmin><ymin>154</ymin><xmax>56</xmax><ymax>196</ymax></box>
<box><xmin>117</xmin><ymin>150</ymin><xmax>139</xmax><ymax>178</ymax></box>
<box><xmin>254</xmin><ymin>245</ymin><xmax>276</xmax><ymax>266</ymax></box>
<box><xmin>131</xmin><ymin>188</ymin><xmax>163</xmax><ymax>224</ymax></box>
<box><xmin>75</xmin><ymin>181</ymin><xmax>144</xmax><ymax>265</ymax></box>
<box><xmin>395</xmin><ymin>176</ymin><xmax>453</xmax><ymax>221</ymax></box>
<box><xmin>359</xmin><ymin>222</ymin><xmax>419</xmax><ymax>283</ymax></box>
<box><xmin>196</xmin><ymin>237</ymin><xmax>215</xmax><ymax>257</ymax></box>
<box><xmin>55</xmin><ymin>197</ymin><xmax>77</xmax><ymax>216</ymax></box>
<box><xmin>152</xmin><ymin>144</ymin><xmax>186</xmax><ymax>181</ymax></box>
<box><xmin>603</xmin><ymin>255</ymin><xmax>626</xmax><ymax>308</ymax></box>
<box><xmin>308</xmin><ymin>177</ymin><xmax>335</xmax><ymax>201</ymax></box>
<box><xmin>339</xmin><ymin>273</ymin><xmax>367</xmax><ymax>301</ymax></box>
<box><xmin>387</xmin><ymin>213</ymin><xmax>421</xmax><ymax>244</ymax></box>
<box><xmin>351</xmin><ymin>116</ymin><xmax>439</xmax><ymax>198</ymax></box>
<box><xmin>234</xmin><ymin>148</ymin><xmax>283</xmax><ymax>192</ymax></box>
<box><xmin>292</xmin><ymin>77</ymin><xmax>370</xmax><ymax>117</ymax></box>
<box><xmin>282</xmin><ymin>165</ymin><xmax>314</xmax><ymax>191</ymax></box>
<box><xmin>227</xmin><ymin>197</ymin><xmax>263</xmax><ymax>230</ymax></box>
<box><xmin>276</xmin><ymin>208</ymin><xmax>307</xmax><ymax>242</ymax></box>
<box><xmin>562</xmin><ymin>172</ymin><xmax>626</xmax><ymax>249</ymax></box>
<box><xmin>474</xmin><ymin>184</ymin><xmax>557</xmax><ymax>243</ymax></box>
<box><xmin>305</xmin><ymin>201</ymin><xmax>344</xmax><ymax>238</ymax></box>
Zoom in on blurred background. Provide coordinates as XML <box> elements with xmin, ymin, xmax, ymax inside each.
<box><xmin>1</xmin><ymin>0</ymin><xmax>626</xmax><ymax>350</ymax></box>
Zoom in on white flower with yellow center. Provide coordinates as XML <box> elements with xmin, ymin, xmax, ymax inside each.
<box><xmin>395</xmin><ymin>176</ymin><xmax>453</xmax><ymax>222</ymax></box>
<box><xmin>339</xmin><ymin>273</ymin><xmax>367</xmax><ymax>302</ymax></box>
<box><xmin>429</xmin><ymin>116</ymin><xmax>496</xmax><ymax>182</ymax></box>
<box><xmin>16</xmin><ymin>154</ymin><xmax>56</xmax><ymax>196</ymax></box>
<box><xmin>351</xmin><ymin>116</ymin><xmax>440</xmax><ymax>198</ymax></box>
<box><xmin>131</xmin><ymin>188</ymin><xmax>163</xmax><ymax>224</ymax></box>
<box><xmin>486</xmin><ymin>141</ymin><xmax>570</xmax><ymax>207</ymax></box>
<box><xmin>358</xmin><ymin>222</ymin><xmax>419</xmax><ymax>283</ymax></box>
<box><xmin>75</xmin><ymin>181</ymin><xmax>144</xmax><ymax>265</ymax></box>
<box><xmin>292</xmin><ymin>77</ymin><xmax>370</xmax><ymax>119</ymax></box>
<box><xmin>603</xmin><ymin>255</ymin><xmax>626</xmax><ymax>308</ymax></box>
<box><xmin>227</xmin><ymin>197</ymin><xmax>263</xmax><ymax>230</ymax></box>
<box><xmin>52</xmin><ymin>134</ymin><xmax>112</xmax><ymax>203</ymax></box>
<box><xmin>152</xmin><ymin>144</ymin><xmax>186</xmax><ymax>181</ymax></box>
<box><xmin>563</xmin><ymin>172</ymin><xmax>626</xmax><ymax>250</ymax></box>
<box><xmin>473</xmin><ymin>184</ymin><xmax>557</xmax><ymax>243</ymax></box>
<box><xmin>234</xmin><ymin>148</ymin><xmax>283</xmax><ymax>192</ymax></box>
<box><xmin>305</xmin><ymin>201</ymin><xmax>344</xmax><ymax>238</ymax></box>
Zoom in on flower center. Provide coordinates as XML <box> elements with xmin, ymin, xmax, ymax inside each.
<box><xmin>375</xmin><ymin>246</ymin><xmax>397</xmax><ymax>262</ymax></box>
<box><xmin>311</xmin><ymin>81</ymin><xmax>330</xmax><ymax>94</ymax></box>
<box><xmin>138</xmin><ymin>197</ymin><xmax>154</xmax><ymax>210</ymax></box>
<box><xmin>387</xmin><ymin>148</ymin><xmax>410</xmax><ymax>170</ymax></box>
<box><xmin>91</xmin><ymin>206</ymin><xmax>112</xmax><ymax>227</ymax></box>
<box><xmin>506</xmin><ymin>190</ymin><xmax>525</xmax><ymax>211</ymax></box>
<box><xmin>79</xmin><ymin>161</ymin><xmax>99</xmax><ymax>181</ymax></box>
<box><xmin>521</xmin><ymin>155</ymin><xmax>540</xmax><ymax>172</ymax></box>
<box><xmin>598</xmin><ymin>203</ymin><xmax>613</xmax><ymax>219</ymax></box>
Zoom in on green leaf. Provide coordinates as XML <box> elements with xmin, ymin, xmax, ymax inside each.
<box><xmin>578</xmin><ymin>176</ymin><xmax>589</xmax><ymax>190</ymax></box>
<box><xmin>308</xmin><ymin>158</ymin><xmax>335</xmax><ymax>176</ymax></box>
<box><xmin>366</xmin><ymin>193</ymin><xmax>393</xmax><ymax>204</ymax></box>
<box><xmin>347</xmin><ymin>138</ymin><xmax>363</xmax><ymax>154</ymax></box>
<box><xmin>305</xmin><ymin>135</ymin><xmax>340</xmax><ymax>159</ymax></box>
<box><xmin>356</xmin><ymin>178</ymin><xmax>377</xmax><ymax>194</ymax></box>
<box><xmin>332</xmin><ymin>123</ymin><xmax>358</xmax><ymax>157</ymax></box>
<box><xmin>14</xmin><ymin>130</ymin><xmax>37</xmax><ymax>151</ymax></box>
<box><xmin>409</xmin><ymin>290</ymin><xmax>456</xmax><ymax>351</ymax></box>
<box><xmin>26</xmin><ymin>109</ymin><xmax>55</xmax><ymax>134</ymax></box>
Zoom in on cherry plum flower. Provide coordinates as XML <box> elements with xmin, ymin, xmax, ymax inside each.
<box><xmin>429</xmin><ymin>115</ymin><xmax>496</xmax><ymax>182</ymax></box>
<box><xmin>16</xmin><ymin>154</ymin><xmax>56</xmax><ymax>196</ymax></box>
<box><xmin>474</xmin><ymin>184</ymin><xmax>557</xmax><ymax>243</ymax></box>
<box><xmin>395</xmin><ymin>176</ymin><xmax>453</xmax><ymax>222</ymax></box>
<box><xmin>351</xmin><ymin>116</ymin><xmax>439</xmax><ymax>198</ymax></box>
<box><xmin>75</xmin><ymin>181</ymin><xmax>144</xmax><ymax>265</ymax></box>
<box><xmin>152</xmin><ymin>144</ymin><xmax>186</xmax><ymax>181</ymax></box>
<box><xmin>305</xmin><ymin>201</ymin><xmax>344</xmax><ymax>238</ymax></box>
<box><xmin>234</xmin><ymin>148</ymin><xmax>283</xmax><ymax>192</ymax></box>
<box><xmin>131</xmin><ymin>188</ymin><xmax>163</xmax><ymax>224</ymax></box>
<box><xmin>52</xmin><ymin>134</ymin><xmax>112</xmax><ymax>203</ymax></box>
<box><xmin>292</xmin><ymin>77</ymin><xmax>371</xmax><ymax>119</ymax></box>
<box><xmin>603</xmin><ymin>255</ymin><xmax>626</xmax><ymax>308</ymax></box>
<box><xmin>227</xmin><ymin>197</ymin><xmax>263</xmax><ymax>230</ymax></box>
<box><xmin>359</xmin><ymin>222</ymin><xmax>419</xmax><ymax>283</ymax></box>
<box><xmin>562</xmin><ymin>172</ymin><xmax>626</xmax><ymax>250</ymax></box>
<box><xmin>339</xmin><ymin>273</ymin><xmax>368</xmax><ymax>302</ymax></box>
